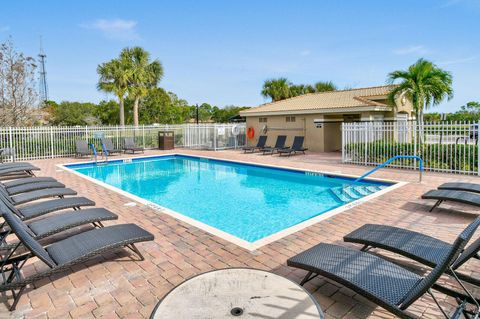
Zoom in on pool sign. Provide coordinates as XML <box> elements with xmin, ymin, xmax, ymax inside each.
<box><xmin>93</xmin><ymin>132</ymin><xmax>105</xmax><ymax>138</ymax></box>
<box><xmin>217</xmin><ymin>127</ymin><xmax>225</xmax><ymax>135</ymax></box>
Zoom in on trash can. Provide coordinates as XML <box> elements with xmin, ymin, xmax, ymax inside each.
<box><xmin>158</xmin><ymin>131</ymin><xmax>174</xmax><ymax>150</ymax></box>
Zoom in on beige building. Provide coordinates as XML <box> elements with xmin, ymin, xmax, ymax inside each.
<box><xmin>239</xmin><ymin>85</ymin><xmax>414</xmax><ymax>152</ymax></box>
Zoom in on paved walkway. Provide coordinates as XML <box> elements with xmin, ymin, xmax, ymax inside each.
<box><xmin>1</xmin><ymin>150</ymin><xmax>479</xmax><ymax>319</ymax></box>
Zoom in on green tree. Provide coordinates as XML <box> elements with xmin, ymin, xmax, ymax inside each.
<box><xmin>121</xmin><ymin>47</ymin><xmax>163</xmax><ymax>126</ymax></box>
<box><xmin>49</xmin><ymin>101</ymin><xmax>100</xmax><ymax>126</ymax></box>
<box><xmin>460</xmin><ymin>101</ymin><xmax>480</xmax><ymax>113</ymax></box>
<box><xmin>289</xmin><ymin>84</ymin><xmax>315</xmax><ymax>97</ymax></box>
<box><xmin>211</xmin><ymin>105</ymin><xmax>250</xmax><ymax>123</ymax></box>
<box><xmin>97</xmin><ymin>58</ymin><xmax>129</xmax><ymax>126</ymax></box>
<box><xmin>387</xmin><ymin>58</ymin><xmax>453</xmax><ymax>124</ymax></box>
<box><xmin>314</xmin><ymin>81</ymin><xmax>337</xmax><ymax>92</ymax></box>
<box><xmin>261</xmin><ymin>78</ymin><xmax>292</xmax><ymax>102</ymax></box>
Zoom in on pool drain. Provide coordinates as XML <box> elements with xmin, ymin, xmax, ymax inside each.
<box><xmin>230</xmin><ymin>307</ymin><xmax>244</xmax><ymax>316</ymax></box>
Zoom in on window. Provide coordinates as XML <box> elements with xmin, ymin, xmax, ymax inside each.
<box><xmin>286</xmin><ymin>116</ymin><xmax>296</xmax><ymax>122</ymax></box>
<box><xmin>259</xmin><ymin>117</ymin><xmax>267</xmax><ymax>123</ymax></box>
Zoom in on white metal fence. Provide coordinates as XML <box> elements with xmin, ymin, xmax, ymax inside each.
<box><xmin>0</xmin><ymin>123</ymin><xmax>246</xmax><ymax>161</ymax></box>
<box><xmin>342</xmin><ymin>121</ymin><xmax>480</xmax><ymax>175</ymax></box>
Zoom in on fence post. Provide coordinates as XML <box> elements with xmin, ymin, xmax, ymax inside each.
<box><xmin>364</xmin><ymin>122</ymin><xmax>368</xmax><ymax>165</ymax></box>
<box><xmin>8</xmin><ymin>127</ymin><xmax>13</xmax><ymax>162</ymax></box>
<box><xmin>142</xmin><ymin>124</ymin><xmax>145</xmax><ymax>148</ymax></box>
<box><xmin>341</xmin><ymin>123</ymin><xmax>345</xmax><ymax>162</ymax></box>
<box><xmin>413</xmin><ymin>121</ymin><xmax>417</xmax><ymax>170</ymax></box>
<box><xmin>50</xmin><ymin>127</ymin><xmax>55</xmax><ymax>159</ymax></box>
<box><xmin>477</xmin><ymin>121</ymin><xmax>480</xmax><ymax>176</ymax></box>
<box><xmin>213</xmin><ymin>124</ymin><xmax>217</xmax><ymax>151</ymax></box>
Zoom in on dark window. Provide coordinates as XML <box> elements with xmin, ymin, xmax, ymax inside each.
<box><xmin>286</xmin><ymin>116</ymin><xmax>296</xmax><ymax>122</ymax></box>
<box><xmin>259</xmin><ymin>117</ymin><xmax>267</xmax><ymax>123</ymax></box>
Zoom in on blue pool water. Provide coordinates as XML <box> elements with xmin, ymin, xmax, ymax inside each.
<box><xmin>66</xmin><ymin>155</ymin><xmax>391</xmax><ymax>243</ymax></box>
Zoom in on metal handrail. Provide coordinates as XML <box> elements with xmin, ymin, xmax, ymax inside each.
<box><xmin>354</xmin><ymin>155</ymin><xmax>423</xmax><ymax>183</ymax></box>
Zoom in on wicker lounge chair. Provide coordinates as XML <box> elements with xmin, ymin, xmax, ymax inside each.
<box><xmin>0</xmin><ymin>195</ymin><xmax>95</xmax><ymax>221</ymax></box>
<box><xmin>2</xmin><ymin>181</ymin><xmax>65</xmax><ymax>196</ymax></box>
<box><xmin>0</xmin><ymin>206</ymin><xmax>117</xmax><ymax>252</ymax></box>
<box><xmin>101</xmin><ymin>138</ymin><xmax>122</xmax><ymax>155</ymax></box>
<box><xmin>261</xmin><ymin>135</ymin><xmax>287</xmax><ymax>155</ymax></box>
<box><xmin>0</xmin><ymin>209</ymin><xmax>154</xmax><ymax>310</ymax></box>
<box><xmin>75</xmin><ymin>140</ymin><xmax>91</xmax><ymax>158</ymax></box>
<box><xmin>0</xmin><ymin>187</ymin><xmax>77</xmax><ymax>206</ymax></box>
<box><xmin>438</xmin><ymin>182</ymin><xmax>480</xmax><ymax>194</ymax></box>
<box><xmin>277</xmin><ymin>136</ymin><xmax>308</xmax><ymax>156</ymax></box>
<box><xmin>0</xmin><ymin>164</ymin><xmax>39</xmax><ymax>177</ymax></box>
<box><xmin>2</xmin><ymin>177</ymin><xmax>57</xmax><ymax>189</ymax></box>
<box><xmin>344</xmin><ymin>219</ymin><xmax>480</xmax><ymax>287</ymax></box>
<box><xmin>123</xmin><ymin>137</ymin><xmax>144</xmax><ymax>154</ymax></box>
<box><xmin>242</xmin><ymin>136</ymin><xmax>268</xmax><ymax>153</ymax></box>
<box><xmin>287</xmin><ymin>217</ymin><xmax>480</xmax><ymax>319</ymax></box>
<box><xmin>422</xmin><ymin>189</ymin><xmax>480</xmax><ymax>212</ymax></box>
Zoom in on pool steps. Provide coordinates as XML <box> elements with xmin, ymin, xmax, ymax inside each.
<box><xmin>329</xmin><ymin>185</ymin><xmax>387</xmax><ymax>203</ymax></box>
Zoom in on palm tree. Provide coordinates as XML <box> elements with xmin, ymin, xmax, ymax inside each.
<box><xmin>387</xmin><ymin>58</ymin><xmax>453</xmax><ymax>124</ymax></box>
<box><xmin>314</xmin><ymin>81</ymin><xmax>337</xmax><ymax>92</ymax></box>
<box><xmin>121</xmin><ymin>47</ymin><xmax>163</xmax><ymax>126</ymax></box>
<box><xmin>261</xmin><ymin>78</ymin><xmax>292</xmax><ymax>102</ymax></box>
<box><xmin>289</xmin><ymin>84</ymin><xmax>315</xmax><ymax>97</ymax></box>
<box><xmin>97</xmin><ymin>59</ymin><xmax>129</xmax><ymax>125</ymax></box>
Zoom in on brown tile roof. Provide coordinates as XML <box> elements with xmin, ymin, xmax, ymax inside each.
<box><xmin>240</xmin><ymin>85</ymin><xmax>396</xmax><ymax>115</ymax></box>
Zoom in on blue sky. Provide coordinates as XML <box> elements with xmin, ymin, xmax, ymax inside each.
<box><xmin>1</xmin><ymin>0</ymin><xmax>479</xmax><ymax>112</ymax></box>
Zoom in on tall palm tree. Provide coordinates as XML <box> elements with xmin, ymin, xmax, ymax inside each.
<box><xmin>261</xmin><ymin>78</ymin><xmax>292</xmax><ymax>102</ymax></box>
<box><xmin>314</xmin><ymin>81</ymin><xmax>337</xmax><ymax>92</ymax></box>
<box><xmin>97</xmin><ymin>59</ymin><xmax>129</xmax><ymax>125</ymax></box>
<box><xmin>121</xmin><ymin>47</ymin><xmax>163</xmax><ymax>126</ymax></box>
<box><xmin>387</xmin><ymin>58</ymin><xmax>453</xmax><ymax>124</ymax></box>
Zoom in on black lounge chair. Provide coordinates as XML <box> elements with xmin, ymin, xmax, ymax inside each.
<box><xmin>123</xmin><ymin>137</ymin><xmax>144</xmax><ymax>154</ymax></box>
<box><xmin>2</xmin><ymin>181</ymin><xmax>65</xmax><ymax>196</ymax></box>
<box><xmin>0</xmin><ymin>206</ymin><xmax>117</xmax><ymax>252</ymax></box>
<box><xmin>422</xmin><ymin>189</ymin><xmax>480</xmax><ymax>212</ymax></box>
<box><xmin>287</xmin><ymin>218</ymin><xmax>480</xmax><ymax>319</ymax></box>
<box><xmin>242</xmin><ymin>135</ymin><xmax>268</xmax><ymax>153</ymax></box>
<box><xmin>439</xmin><ymin>182</ymin><xmax>480</xmax><ymax>194</ymax></box>
<box><xmin>0</xmin><ymin>209</ymin><xmax>154</xmax><ymax>310</ymax></box>
<box><xmin>101</xmin><ymin>138</ymin><xmax>122</xmax><ymax>156</ymax></box>
<box><xmin>261</xmin><ymin>135</ymin><xmax>287</xmax><ymax>155</ymax></box>
<box><xmin>344</xmin><ymin>220</ymin><xmax>480</xmax><ymax>286</ymax></box>
<box><xmin>277</xmin><ymin>136</ymin><xmax>308</xmax><ymax>156</ymax></box>
<box><xmin>8</xmin><ymin>188</ymin><xmax>78</xmax><ymax>205</ymax></box>
<box><xmin>0</xmin><ymin>195</ymin><xmax>95</xmax><ymax>221</ymax></box>
<box><xmin>2</xmin><ymin>177</ymin><xmax>57</xmax><ymax>189</ymax></box>
<box><xmin>75</xmin><ymin>140</ymin><xmax>91</xmax><ymax>158</ymax></box>
<box><xmin>0</xmin><ymin>164</ymin><xmax>39</xmax><ymax>177</ymax></box>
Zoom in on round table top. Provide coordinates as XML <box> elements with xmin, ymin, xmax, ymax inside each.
<box><xmin>151</xmin><ymin>268</ymin><xmax>324</xmax><ymax>319</ymax></box>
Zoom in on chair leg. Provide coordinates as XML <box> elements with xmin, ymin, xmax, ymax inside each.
<box><xmin>126</xmin><ymin>244</ymin><xmax>145</xmax><ymax>260</ymax></box>
<box><xmin>9</xmin><ymin>285</ymin><xmax>26</xmax><ymax>311</ymax></box>
<box><xmin>299</xmin><ymin>271</ymin><xmax>318</xmax><ymax>286</ymax></box>
<box><xmin>429</xmin><ymin>200</ymin><xmax>443</xmax><ymax>212</ymax></box>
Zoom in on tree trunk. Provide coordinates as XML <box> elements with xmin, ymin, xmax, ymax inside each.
<box><xmin>133</xmin><ymin>98</ymin><xmax>140</xmax><ymax>127</ymax></box>
<box><xmin>119</xmin><ymin>98</ymin><xmax>125</xmax><ymax>126</ymax></box>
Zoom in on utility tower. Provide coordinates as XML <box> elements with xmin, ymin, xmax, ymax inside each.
<box><xmin>38</xmin><ymin>37</ymin><xmax>49</xmax><ymax>105</ymax></box>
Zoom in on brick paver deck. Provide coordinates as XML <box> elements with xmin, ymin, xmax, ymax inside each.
<box><xmin>1</xmin><ymin>150</ymin><xmax>479</xmax><ymax>319</ymax></box>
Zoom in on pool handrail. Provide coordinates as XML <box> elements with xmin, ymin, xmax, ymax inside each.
<box><xmin>354</xmin><ymin>155</ymin><xmax>423</xmax><ymax>183</ymax></box>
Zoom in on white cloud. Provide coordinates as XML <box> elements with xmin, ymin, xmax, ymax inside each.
<box><xmin>300</xmin><ymin>50</ymin><xmax>311</xmax><ymax>56</ymax></box>
<box><xmin>0</xmin><ymin>26</ymin><xmax>10</xmax><ymax>32</ymax></box>
<box><xmin>80</xmin><ymin>19</ymin><xmax>140</xmax><ymax>41</ymax></box>
<box><xmin>393</xmin><ymin>45</ymin><xmax>429</xmax><ymax>55</ymax></box>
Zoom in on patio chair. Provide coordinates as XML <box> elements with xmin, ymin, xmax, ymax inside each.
<box><xmin>101</xmin><ymin>138</ymin><xmax>122</xmax><ymax>156</ymax></box>
<box><xmin>277</xmin><ymin>136</ymin><xmax>308</xmax><ymax>157</ymax></box>
<box><xmin>0</xmin><ymin>184</ymin><xmax>77</xmax><ymax>206</ymax></box>
<box><xmin>344</xmin><ymin>218</ymin><xmax>480</xmax><ymax>286</ymax></box>
<box><xmin>438</xmin><ymin>182</ymin><xmax>480</xmax><ymax>194</ymax></box>
<box><xmin>123</xmin><ymin>137</ymin><xmax>144</xmax><ymax>154</ymax></box>
<box><xmin>1</xmin><ymin>177</ymin><xmax>59</xmax><ymax>190</ymax></box>
<box><xmin>0</xmin><ymin>163</ymin><xmax>39</xmax><ymax>177</ymax></box>
<box><xmin>0</xmin><ymin>209</ymin><xmax>154</xmax><ymax>310</ymax></box>
<box><xmin>0</xmin><ymin>194</ymin><xmax>95</xmax><ymax>222</ymax></box>
<box><xmin>261</xmin><ymin>135</ymin><xmax>287</xmax><ymax>155</ymax></box>
<box><xmin>422</xmin><ymin>189</ymin><xmax>480</xmax><ymax>212</ymax></box>
<box><xmin>0</xmin><ymin>204</ymin><xmax>117</xmax><ymax>252</ymax></box>
<box><xmin>242</xmin><ymin>136</ymin><xmax>268</xmax><ymax>153</ymax></box>
<box><xmin>1</xmin><ymin>181</ymin><xmax>65</xmax><ymax>196</ymax></box>
<box><xmin>75</xmin><ymin>140</ymin><xmax>91</xmax><ymax>158</ymax></box>
<box><xmin>287</xmin><ymin>217</ymin><xmax>480</xmax><ymax>319</ymax></box>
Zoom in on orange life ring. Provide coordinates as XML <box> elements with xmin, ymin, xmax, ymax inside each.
<box><xmin>247</xmin><ymin>127</ymin><xmax>255</xmax><ymax>139</ymax></box>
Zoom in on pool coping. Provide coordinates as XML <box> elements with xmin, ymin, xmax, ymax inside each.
<box><xmin>57</xmin><ymin>152</ymin><xmax>408</xmax><ymax>251</ymax></box>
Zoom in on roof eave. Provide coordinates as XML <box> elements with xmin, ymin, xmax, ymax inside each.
<box><xmin>240</xmin><ymin>106</ymin><xmax>392</xmax><ymax>117</ymax></box>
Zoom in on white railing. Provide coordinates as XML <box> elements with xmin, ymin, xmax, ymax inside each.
<box><xmin>0</xmin><ymin>123</ymin><xmax>246</xmax><ymax>161</ymax></box>
<box><xmin>342</xmin><ymin>121</ymin><xmax>480</xmax><ymax>175</ymax></box>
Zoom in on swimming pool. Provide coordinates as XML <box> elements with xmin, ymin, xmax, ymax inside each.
<box><xmin>63</xmin><ymin>155</ymin><xmax>396</xmax><ymax>249</ymax></box>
